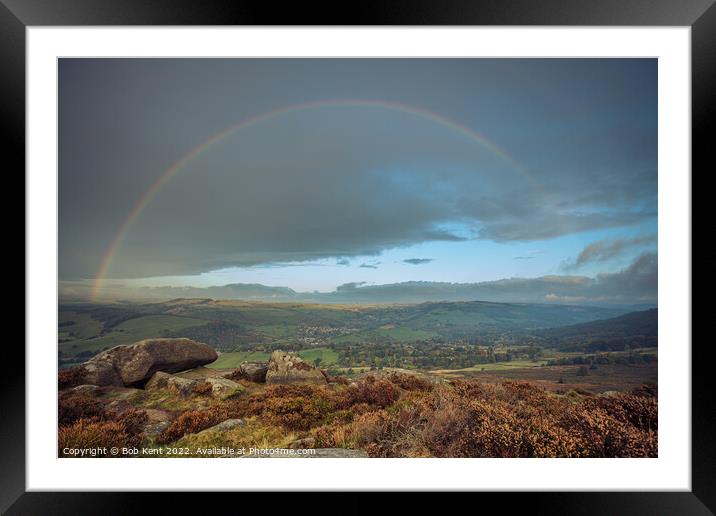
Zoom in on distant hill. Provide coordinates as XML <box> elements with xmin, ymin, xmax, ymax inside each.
<box><xmin>534</xmin><ymin>308</ymin><xmax>657</xmax><ymax>351</ymax></box>
<box><xmin>136</xmin><ymin>283</ymin><xmax>298</xmax><ymax>300</ymax></box>
<box><xmin>59</xmin><ymin>298</ymin><xmax>631</xmax><ymax>359</ymax></box>
<box><xmin>61</xmin><ymin>275</ymin><xmax>657</xmax><ymax>307</ymax></box>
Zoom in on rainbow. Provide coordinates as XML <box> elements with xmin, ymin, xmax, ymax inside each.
<box><xmin>90</xmin><ymin>99</ymin><xmax>531</xmax><ymax>301</ymax></box>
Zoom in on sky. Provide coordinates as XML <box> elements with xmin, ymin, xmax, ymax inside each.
<box><xmin>58</xmin><ymin>58</ymin><xmax>657</xmax><ymax>304</ymax></box>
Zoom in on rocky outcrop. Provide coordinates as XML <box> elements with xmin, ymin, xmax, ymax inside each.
<box><xmin>81</xmin><ymin>338</ymin><xmax>218</xmax><ymax>387</ymax></box>
<box><xmin>205</xmin><ymin>377</ymin><xmax>244</xmax><ymax>399</ymax></box>
<box><xmin>166</xmin><ymin>376</ymin><xmax>197</xmax><ymax>396</ymax></box>
<box><xmin>198</xmin><ymin>418</ymin><xmax>245</xmax><ymax>435</ymax></box>
<box><xmin>144</xmin><ymin>371</ymin><xmax>197</xmax><ymax>395</ymax></box>
<box><xmin>237</xmin><ymin>362</ymin><xmax>269</xmax><ymax>383</ymax></box>
<box><xmin>174</xmin><ymin>366</ymin><xmax>226</xmax><ymax>381</ymax></box>
<box><xmin>145</xmin><ymin>371</ymin><xmax>172</xmax><ymax>390</ymax></box>
<box><xmin>142</xmin><ymin>408</ymin><xmax>173</xmax><ymax>436</ymax></box>
<box><xmin>265</xmin><ymin>351</ymin><xmax>327</xmax><ymax>385</ymax></box>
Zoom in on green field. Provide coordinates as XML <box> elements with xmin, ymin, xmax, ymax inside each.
<box><xmin>209</xmin><ymin>351</ymin><xmax>271</xmax><ymax>369</ymax></box>
<box><xmin>297</xmin><ymin>347</ymin><xmax>339</xmax><ymax>367</ymax></box>
<box><xmin>58</xmin><ymin>311</ymin><xmax>103</xmax><ymax>340</ymax></box>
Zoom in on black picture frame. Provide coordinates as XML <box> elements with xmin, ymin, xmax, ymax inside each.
<box><xmin>5</xmin><ymin>0</ymin><xmax>708</xmax><ymax>512</ymax></box>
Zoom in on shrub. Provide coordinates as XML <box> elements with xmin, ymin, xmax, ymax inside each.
<box><xmin>345</xmin><ymin>376</ymin><xmax>400</xmax><ymax>408</ymax></box>
<box><xmin>58</xmin><ymin>366</ymin><xmax>86</xmax><ymax>390</ymax></box>
<box><xmin>386</xmin><ymin>372</ymin><xmax>434</xmax><ymax>392</ymax></box>
<box><xmin>156</xmin><ymin>407</ymin><xmax>230</xmax><ymax>444</ymax></box>
<box><xmin>59</xmin><ymin>419</ymin><xmax>143</xmax><ymax>456</ymax></box>
<box><xmin>192</xmin><ymin>381</ymin><xmax>214</xmax><ymax>396</ymax></box>
<box><xmin>229</xmin><ymin>384</ymin><xmax>343</xmax><ymax>431</ymax></box>
<box><xmin>58</xmin><ymin>393</ymin><xmax>106</xmax><ymax>427</ymax></box>
<box><xmin>312</xmin><ymin>379</ymin><xmax>657</xmax><ymax>458</ymax></box>
<box><xmin>111</xmin><ymin>408</ymin><xmax>149</xmax><ymax>435</ymax></box>
<box><xmin>323</xmin><ymin>372</ymin><xmax>350</xmax><ymax>385</ymax></box>
<box><xmin>225</xmin><ymin>378</ymin><xmax>402</xmax><ymax>432</ymax></box>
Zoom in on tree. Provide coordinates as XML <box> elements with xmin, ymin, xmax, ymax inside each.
<box><xmin>313</xmin><ymin>358</ymin><xmax>322</xmax><ymax>368</ymax></box>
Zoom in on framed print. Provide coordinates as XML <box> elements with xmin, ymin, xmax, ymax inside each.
<box><xmin>5</xmin><ymin>0</ymin><xmax>709</xmax><ymax>512</ymax></box>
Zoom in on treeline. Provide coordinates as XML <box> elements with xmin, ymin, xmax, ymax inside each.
<box><xmin>334</xmin><ymin>342</ymin><xmax>541</xmax><ymax>370</ymax></box>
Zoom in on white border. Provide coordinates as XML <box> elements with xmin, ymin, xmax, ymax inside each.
<box><xmin>27</xmin><ymin>27</ymin><xmax>691</xmax><ymax>491</ymax></box>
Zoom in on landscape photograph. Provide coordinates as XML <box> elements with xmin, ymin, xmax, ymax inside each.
<box><xmin>58</xmin><ymin>58</ymin><xmax>657</xmax><ymax>458</ymax></box>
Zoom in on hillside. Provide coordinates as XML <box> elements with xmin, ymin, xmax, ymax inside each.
<box><xmin>59</xmin><ymin>298</ymin><xmax>631</xmax><ymax>365</ymax></box>
<box><xmin>534</xmin><ymin>309</ymin><xmax>657</xmax><ymax>351</ymax></box>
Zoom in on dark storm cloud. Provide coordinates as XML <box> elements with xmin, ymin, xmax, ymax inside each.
<box><xmin>59</xmin><ymin>59</ymin><xmax>657</xmax><ymax>280</ymax></box>
<box><xmin>403</xmin><ymin>258</ymin><xmax>434</xmax><ymax>265</ymax></box>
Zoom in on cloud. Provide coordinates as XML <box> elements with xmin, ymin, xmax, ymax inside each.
<box><xmin>563</xmin><ymin>235</ymin><xmax>657</xmax><ymax>270</ymax></box>
<box><xmin>403</xmin><ymin>258</ymin><xmax>434</xmax><ymax>265</ymax></box>
<box><xmin>336</xmin><ymin>258</ymin><xmax>350</xmax><ymax>266</ymax></box>
<box><xmin>513</xmin><ymin>256</ymin><xmax>535</xmax><ymax>260</ymax></box>
<box><xmin>335</xmin><ymin>281</ymin><xmax>366</xmax><ymax>291</ymax></box>
<box><xmin>58</xmin><ymin>59</ymin><xmax>656</xmax><ymax>280</ymax></box>
<box><xmin>73</xmin><ymin>253</ymin><xmax>657</xmax><ymax>306</ymax></box>
<box><xmin>360</xmin><ymin>263</ymin><xmax>380</xmax><ymax>269</ymax></box>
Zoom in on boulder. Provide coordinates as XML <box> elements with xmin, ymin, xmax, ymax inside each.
<box><xmin>145</xmin><ymin>371</ymin><xmax>172</xmax><ymax>390</ymax></box>
<box><xmin>265</xmin><ymin>351</ymin><xmax>327</xmax><ymax>385</ymax></box>
<box><xmin>144</xmin><ymin>420</ymin><xmax>171</xmax><ymax>436</ymax></box>
<box><xmin>142</xmin><ymin>408</ymin><xmax>173</xmax><ymax>436</ymax></box>
<box><xmin>198</xmin><ymin>418</ymin><xmax>245</xmax><ymax>435</ymax></box>
<box><xmin>166</xmin><ymin>376</ymin><xmax>197</xmax><ymax>396</ymax></box>
<box><xmin>81</xmin><ymin>338</ymin><xmax>218</xmax><ymax>387</ymax></box>
<box><xmin>174</xmin><ymin>366</ymin><xmax>225</xmax><ymax>381</ymax></box>
<box><xmin>205</xmin><ymin>377</ymin><xmax>244</xmax><ymax>399</ymax></box>
<box><xmin>237</xmin><ymin>362</ymin><xmax>269</xmax><ymax>383</ymax></box>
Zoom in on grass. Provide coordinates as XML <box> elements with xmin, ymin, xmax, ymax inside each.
<box><xmin>298</xmin><ymin>348</ymin><xmax>339</xmax><ymax>367</ymax></box>
<box><xmin>129</xmin><ymin>387</ymin><xmax>213</xmax><ymax>412</ymax></box>
<box><xmin>58</xmin><ymin>311</ymin><xmax>103</xmax><ymax>340</ymax></box>
<box><xmin>208</xmin><ymin>351</ymin><xmax>271</xmax><ymax>369</ymax></box>
<box><xmin>115</xmin><ymin>315</ymin><xmax>207</xmax><ymax>334</ymax></box>
<box><xmin>167</xmin><ymin>418</ymin><xmax>297</xmax><ymax>456</ymax></box>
